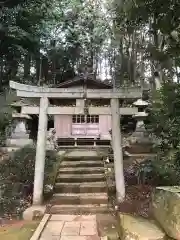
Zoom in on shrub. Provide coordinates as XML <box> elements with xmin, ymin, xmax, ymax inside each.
<box><xmin>136</xmin><ymin>157</ymin><xmax>180</xmax><ymax>186</ymax></box>
<box><xmin>145</xmin><ymin>82</ymin><xmax>180</xmax><ymax>185</ymax></box>
<box><xmin>0</xmin><ymin>146</ymin><xmax>59</xmax><ymax>218</ymax></box>
<box><xmin>0</xmin><ymin>112</ymin><xmax>12</xmax><ymax>146</ymax></box>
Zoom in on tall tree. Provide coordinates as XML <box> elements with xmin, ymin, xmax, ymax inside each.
<box><xmin>113</xmin><ymin>0</ymin><xmax>180</xmax><ymax>87</ymax></box>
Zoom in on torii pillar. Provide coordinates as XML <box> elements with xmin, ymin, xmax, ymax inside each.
<box><xmin>111</xmin><ymin>98</ymin><xmax>125</xmax><ymax>202</ymax></box>
<box><xmin>33</xmin><ymin>97</ymin><xmax>48</xmax><ymax>205</ymax></box>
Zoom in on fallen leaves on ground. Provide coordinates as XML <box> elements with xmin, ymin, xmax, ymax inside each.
<box><xmin>119</xmin><ymin>185</ymin><xmax>153</xmax><ymax>218</ymax></box>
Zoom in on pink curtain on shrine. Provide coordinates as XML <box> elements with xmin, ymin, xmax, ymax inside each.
<box><xmin>54</xmin><ymin>115</ymin><xmax>72</xmax><ymax>137</ymax></box>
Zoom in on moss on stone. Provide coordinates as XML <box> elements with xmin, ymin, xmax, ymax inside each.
<box><xmin>118</xmin><ymin>213</ymin><xmax>166</xmax><ymax>240</ymax></box>
<box><xmin>152</xmin><ymin>187</ymin><xmax>180</xmax><ymax>239</ymax></box>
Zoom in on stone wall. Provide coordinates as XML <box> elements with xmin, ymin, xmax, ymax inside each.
<box><xmin>152</xmin><ymin>186</ymin><xmax>180</xmax><ymax>239</ymax></box>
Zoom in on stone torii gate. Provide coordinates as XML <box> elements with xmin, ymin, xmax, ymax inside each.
<box><xmin>9</xmin><ymin>81</ymin><xmax>142</xmax><ymax>206</ymax></box>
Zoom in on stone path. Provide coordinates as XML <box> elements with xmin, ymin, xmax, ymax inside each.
<box><xmin>39</xmin><ymin>215</ymin><xmax>101</xmax><ymax>240</ymax></box>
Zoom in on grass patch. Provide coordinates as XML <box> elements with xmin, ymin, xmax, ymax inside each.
<box><xmin>0</xmin><ymin>221</ymin><xmax>39</xmax><ymax>240</ymax></box>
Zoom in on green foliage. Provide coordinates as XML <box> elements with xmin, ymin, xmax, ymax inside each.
<box><xmin>145</xmin><ymin>82</ymin><xmax>180</xmax><ymax>185</ymax></box>
<box><xmin>0</xmin><ymin>146</ymin><xmax>59</xmax><ymax>217</ymax></box>
<box><xmin>0</xmin><ymin>91</ymin><xmax>17</xmax><ymax>146</ymax></box>
<box><xmin>0</xmin><ymin>0</ymin><xmax>57</xmax><ymax>87</ymax></box>
<box><xmin>137</xmin><ymin>157</ymin><xmax>180</xmax><ymax>186</ymax></box>
<box><xmin>121</xmin><ymin>0</ymin><xmax>180</xmax><ymax>34</ymax></box>
<box><xmin>113</xmin><ymin>0</ymin><xmax>180</xmax><ymax>85</ymax></box>
<box><xmin>0</xmin><ymin>0</ymin><xmax>111</xmax><ymax>87</ymax></box>
<box><xmin>0</xmin><ymin>112</ymin><xmax>12</xmax><ymax>146</ymax></box>
<box><xmin>148</xmin><ymin>83</ymin><xmax>180</xmax><ymax>153</ymax></box>
<box><xmin>43</xmin><ymin>0</ymin><xmax>111</xmax><ymax>83</ymax></box>
<box><xmin>1</xmin><ymin>0</ymin><xmax>55</xmax><ymax>55</ymax></box>
<box><xmin>1</xmin><ymin>0</ymin><xmax>180</xmax><ymax>87</ymax></box>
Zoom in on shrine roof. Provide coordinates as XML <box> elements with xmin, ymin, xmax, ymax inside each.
<box><xmin>54</xmin><ymin>74</ymin><xmax>112</xmax><ymax>89</ymax></box>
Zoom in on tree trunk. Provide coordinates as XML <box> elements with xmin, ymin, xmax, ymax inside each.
<box><xmin>131</xmin><ymin>30</ymin><xmax>137</xmax><ymax>84</ymax></box>
<box><xmin>42</xmin><ymin>56</ymin><xmax>49</xmax><ymax>84</ymax></box>
<box><xmin>24</xmin><ymin>53</ymin><xmax>31</xmax><ymax>78</ymax></box>
<box><xmin>36</xmin><ymin>49</ymin><xmax>41</xmax><ymax>85</ymax></box>
<box><xmin>0</xmin><ymin>57</ymin><xmax>3</xmax><ymax>91</ymax></box>
<box><xmin>10</xmin><ymin>59</ymin><xmax>18</xmax><ymax>79</ymax></box>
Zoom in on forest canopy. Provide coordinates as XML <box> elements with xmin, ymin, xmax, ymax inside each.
<box><xmin>1</xmin><ymin>0</ymin><xmax>180</xmax><ymax>90</ymax></box>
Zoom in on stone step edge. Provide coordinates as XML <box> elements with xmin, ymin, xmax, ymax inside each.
<box><xmin>61</xmin><ymin>161</ymin><xmax>103</xmax><ymax>165</ymax></box>
<box><xmin>61</xmin><ymin>159</ymin><xmax>103</xmax><ymax>162</ymax></box>
<box><xmin>50</xmin><ymin>203</ymin><xmax>108</xmax><ymax>207</ymax></box>
<box><xmin>53</xmin><ymin>193</ymin><xmax>108</xmax><ymax>198</ymax></box>
<box><xmin>51</xmin><ymin>193</ymin><xmax>108</xmax><ymax>204</ymax></box>
<box><xmin>63</xmin><ymin>156</ymin><xmax>102</xmax><ymax>160</ymax></box>
<box><xmin>57</xmin><ymin>173</ymin><xmax>105</xmax><ymax>178</ymax></box>
<box><xmin>55</xmin><ymin>181</ymin><xmax>107</xmax><ymax>187</ymax></box>
<box><xmin>58</xmin><ymin>167</ymin><xmax>104</xmax><ymax>172</ymax></box>
<box><xmin>49</xmin><ymin>204</ymin><xmax>110</xmax><ymax>213</ymax></box>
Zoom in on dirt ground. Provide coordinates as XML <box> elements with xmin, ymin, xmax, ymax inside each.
<box><xmin>96</xmin><ymin>185</ymin><xmax>153</xmax><ymax>239</ymax></box>
<box><xmin>118</xmin><ymin>185</ymin><xmax>153</xmax><ymax>219</ymax></box>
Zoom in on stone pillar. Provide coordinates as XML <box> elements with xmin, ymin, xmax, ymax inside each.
<box><xmin>33</xmin><ymin>97</ymin><xmax>48</xmax><ymax>205</ymax></box>
<box><xmin>110</xmin><ymin>98</ymin><xmax>125</xmax><ymax>203</ymax></box>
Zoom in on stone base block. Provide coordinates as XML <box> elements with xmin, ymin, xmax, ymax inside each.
<box><xmin>0</xmin><ymin>147</ymin><xmax>21</xmax><ymax>153</ymax></box>
<box><xmin>125</xmin><ymin>143</ymin><xmax>153</xmax><ymax>154</ymax></box>
<box><xmin>23</xmin><ymin>205</ymin><xmax>46</xmax><ymax>221</ymax></box>
<box><xmin>152</xmin><ymin>186</ymin><xmax>180</xmax><ymax>239</ymax></box>
<box><xmin>118</xmin><ymin>213</ymin><xmax>166</xmax><ymax>240</ymax></box>
<box><xmin>6</xmin><ymin>138</ymin><xmax>33</xmax><ymax>147</ymax></box>
<box><xmin>130</xmin><ymin>134</ymin><xmax>151</xmax><ymax>145</ymax></box>
<box><xmin>11</xmin><ymin>133</ymin><xmax>30</xmax><ymax>139</ymax></box>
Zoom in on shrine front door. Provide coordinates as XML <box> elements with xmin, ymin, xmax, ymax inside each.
<box><xmin>72</xmin><ymin>115</ymin><xmax>99</xmax><ymax>137</ymax></box>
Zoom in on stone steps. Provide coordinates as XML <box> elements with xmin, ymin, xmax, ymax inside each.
<box><xmin>58</xmin><ymin>167</ymin><xmax>104</xmax><ymax>174</ymax></box>
<box><xmin>54</xmin><ymin>182</ymin><xmax>107</xmax><ymax>193</ymax></box>
<box><xmin>51</xmin><ymin>193</ymin><xmax>108</xmax><ymax>205</ymax></box>
<box><xmin>49</xmin><ymin>204</ymin><xmax>110</xmax><ymax>214</ymax></box>
<box><xmin>49</xmin><ymin>154</ymin><xmax>109</xmax><ymax>214</ymax></box>
<box><xmin>56</xmin><ymin>173</ymin><xmax>105</xmax><ymax>183</ymax></box>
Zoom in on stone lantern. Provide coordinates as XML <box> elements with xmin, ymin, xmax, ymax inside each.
<box><xmin>132</xmin><ymin>99</ymin><xmax>149</xmax><ymax>142</ymax></box>
<box><xmin>6</xmin><ymin>113</ymin><xmax>33</xmax><ymax>149</ymax></box>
